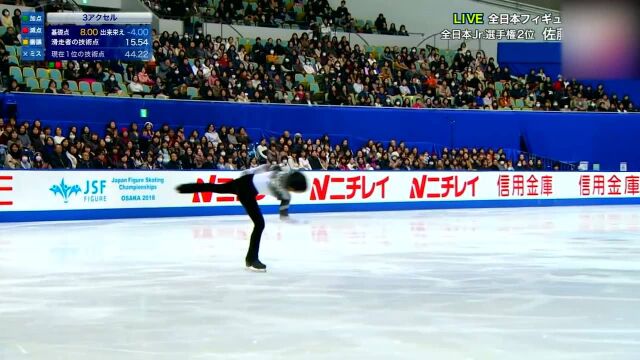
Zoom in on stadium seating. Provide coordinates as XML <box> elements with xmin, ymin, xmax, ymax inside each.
<box><xmin>10</xmin><ymin>66</ymin><xmax>23</xmax><ymax>83</ymax></box>
<box><xmin>26</xmin><ymin>78</ymin><xmax>39</xmax><ymax>90</ymax></box>
<box><xmin>78</xmin><ymin>81</ymin><xmax>91</xmax><ymax>93</ymax></box>
<box><xmin>66</xmin><ymin>80</ymin><xmax>78</xmax><ymax>92</ymax></box>
<box><xmin>36</xmin><ymin>68</ymin><xmax>49</xmax><ymax>79</ymax></box>
<box><xmin>142</xmin><ymin>0</ymin><xmax>410</xmax><ymax>37</ymax></box>
<box><xmin>39</xmin><ymin>78</ymin><xmax>49</xmax><ymax>90</ymax></box>
<box><xmin>0</xmin><ymin>16</ymin><xmax>633</xmax><ymax>113</ymax></box>
<box><xmin>91</xmin><ymin>82</ymin><xmax>104</xmax><ymax>93</ymax></box>
<box><xmin>0</xmin><ymin>101</ymin><xmax>570</xmax><ymax>171</ymax></box>
<box><xmin>50</xmin><ymin>69</ymin><xmax>63</xmax><ymax>82</ymax></box>
<box><xmin>22</xmin><ymin>67</ymin><xmax>35</xmax><ymax>79</ymax></box>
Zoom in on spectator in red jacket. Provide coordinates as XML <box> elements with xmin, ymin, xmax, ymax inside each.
<box><xmin>553</xmin><ymin>75</ymin><xmax>565</xmax><ymax>92</ymax></box>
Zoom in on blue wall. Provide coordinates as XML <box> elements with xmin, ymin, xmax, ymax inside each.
<box><xmin>498</xmin><ymin>42</ymin><xmax>562</xmax><ymax>79</ymax></box>
<box><xmin>3</xmin><ymin>93</ymin><xmax>640</xmax><ymax>170</ymax></box>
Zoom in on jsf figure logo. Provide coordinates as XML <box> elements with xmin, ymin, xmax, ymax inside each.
<box><xmin>50</xmin><ymin>179</ymin><xmax>107</xmax><ymax>203</ymax></box>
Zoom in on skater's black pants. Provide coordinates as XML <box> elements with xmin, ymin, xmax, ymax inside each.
<box><xmin>206</xmin><ymin>174</ymin><xmax>264</xmax><ymax>262</ymax></box>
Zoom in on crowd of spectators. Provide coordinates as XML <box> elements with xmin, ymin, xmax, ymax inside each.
<box><xmin>143</xmin><ymin>31</ymin><xmax>634</xmax><ymax>111</ymax></box>
<box><xmin>0</xmin><ymin>7</ymin><xmax>23</xmax><ymax>45</ymax></box>
<box><xmin>143</xmin><ymin>0</ymin><xmax>409</xmax><ymax>36</ymax></box>
<box><xmin>0</xmin><ymin>117</ymin><xmax>566</xmax><ymax>171</ymax></box>
<box><xmin>0</xmin><ymin>3</ymin><xmax>625</xmax><ymax>173</ymax></box>
<box><xmin>0</xmin><ymin>2</ymin><xmax>635</xmax><ymax>112</ymax></box>
<box><xmin>6</xmin><ymin>27</ymin><xmax>635</xmax><ymax>112</ymax></box>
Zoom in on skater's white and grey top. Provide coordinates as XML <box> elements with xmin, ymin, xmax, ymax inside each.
<box><xmin>242</xmin><ymin>165</ymin><xmax>291</xmax><ymax>214</ymax></box>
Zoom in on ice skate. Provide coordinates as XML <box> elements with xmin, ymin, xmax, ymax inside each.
<box><xmin>246</xmin><ymin>259</ymin><xmax>267</xmax><ymax>272</ymax></box>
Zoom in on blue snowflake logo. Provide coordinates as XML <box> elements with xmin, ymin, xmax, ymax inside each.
<box><xmin>49</xmin><ymin>179</ymin><xmax>82</xmax><ymax>203</ymax></box>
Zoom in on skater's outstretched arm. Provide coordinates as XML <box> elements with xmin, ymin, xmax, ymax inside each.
<box><xmin>176</xmin><ymin>180</ymin><xmax>238</xmax><ymax>194</ymax></box>
<box><xmin>279</xmin><ymin>199</ymin><xmax>290</xmax><ymax>219</ymax></box>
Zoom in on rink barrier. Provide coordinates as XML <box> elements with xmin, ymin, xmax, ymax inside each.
<box><xmin>1</xmin><ymin>170</ymin><xmax>640</xmax><ymax>222</ymax></box>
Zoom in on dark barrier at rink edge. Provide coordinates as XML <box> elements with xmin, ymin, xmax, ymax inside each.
<box><xmin>3</xmin><ymin>93</ymin><xmax>640</xmax><ymax>171</ymax></box>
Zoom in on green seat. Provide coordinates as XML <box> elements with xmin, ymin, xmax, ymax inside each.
<box><xmin>0</xmin><ymin>26</ymin><xmax>6</xmax><ymax>37</ymax></box>
<box><xmin>82</xmin><ymin>91</ymin><xmax>94</xmax><ymax>96</ymax></box>
<box><xmin>294</xmin><ymin>73</ymin><xmax>305</xmax><ymax>84</ymax></box>
<box><xmin>78</xmin><ymin>81</ymin><xmax>91</xmax><ymax>92</ymax></box>
<box><xmin>8</xmin><ymin>55</ymin><xmax>19</xmax><ymax>65</ymax></box>
<box><xmin>310</xmin><ymin>83</ymin><xmax>320</xmax><ymax>93</ymax></box>
<box><xmin>142</xmin><ymin>85</ymin><xmax>151</xmax><ymax>93</ymax></box>
<box><xmin>238</xmin><ymin>37</ymin><xmax>254</xmax><ymax>47</ymax></box>
<box><xmin>10</xmin><ymin>66</ymin><xmax>23</xmax><ymax>83</ymax></box>
<box><xmin>39</xmin><ymin>78</ymin><xmax>50</xmax><ymax>89</ymax></box>
<box><xmin>91</xmin><ymin>82</ymin><xmax>104</xmax><ymax>93</ymax></box>
<box><xmin>187</xmin><ymin>87</ymin><xmax>198</xmax><ymax>98</ymax></box>
<box><xmin>50</xmin><ymin>69</ymin><xmax>62</xmax><ymax>81</ymax></box>
<box><xmin>94</xmin><ymin>92</ymin><xmax>105</xmax><ymax>96</ymax></box>
<box><xmin>494</xmin><ymin>81</ymin><xmax>504</xmax><ymax>95</ymax></box>
<box><xmin>36</xmin><ymin>68</ymin><xmax>49</xmax><ymax>79</ymax></box>
<box><xmin>132</xmin><ymin>94</ymin><xmax>143</xmax><ymax>98</ymax></box>
<box><xmin>6</xmin><ymin>45</ymin><xmax>17</xmax><ymax>57</ymax></box>
<box><xmin>22</xmin><ymin>67</ymin><xmax>35</xmax><ymax>79</ymax></box>
<box><xmin>514</xmin><ymin>98</ymin><xmax>525</xmax><ymax>109</ymax></box>
<box><xmin>304</xmin><ymin>74</ymin><xmax>315</xmax><ymax>84</ymax></box>
<box><xmin>26</xmin><ymin>77</ymin><xmax>39</xmax><ymax>90</ymax></box>
<box><xmin>66</xmin><ymin>80</ymin><xmax>78</xmax><ymax>91</ymax></box>
<box><xmin>443</xmin><ymin>49</ymin><xmax>456</xmax><ymax>64</ymax></box>
<box><xmin>115</xmin><ymin>73</ymin><xmax>123</xmax><ymax>83</ymax></box>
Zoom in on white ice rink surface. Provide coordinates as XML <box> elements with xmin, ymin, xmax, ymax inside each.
<box><xmin>1</xmin><ymin>206</ymin><xmax>640</xmax><ymax>360</ymax></box>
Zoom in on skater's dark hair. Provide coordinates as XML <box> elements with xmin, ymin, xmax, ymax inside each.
<box><xmin>286</xmin><ymin>171</ymin><xmax>308</xmax><ymax>192</ymax></box>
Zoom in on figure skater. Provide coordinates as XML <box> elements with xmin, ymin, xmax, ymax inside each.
<box><xmin>176</xmin><ymin>165</ymin><xmax>307</xmax><ymax>272</ymax></box>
